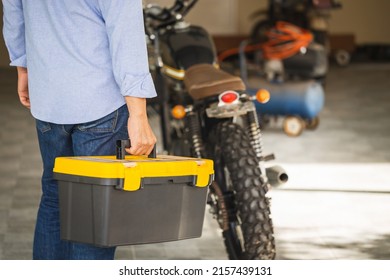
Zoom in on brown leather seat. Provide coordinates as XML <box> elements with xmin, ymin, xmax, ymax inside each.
<box><xmin>184</xmin><ymin>64</ymin><xmax>246</xmax><ymax>100</ymax></box>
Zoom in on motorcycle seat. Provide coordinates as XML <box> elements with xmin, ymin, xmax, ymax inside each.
<box><xmin>184</xmin><ymin>64</ymin><xmax>246</xmax><ymax>100</ymax></box>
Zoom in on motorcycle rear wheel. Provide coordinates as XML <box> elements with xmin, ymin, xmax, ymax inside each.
<box><xmin>210</xmin><ymin>122</ymin><xmax>276</xmax><ymax>260</ymax></box>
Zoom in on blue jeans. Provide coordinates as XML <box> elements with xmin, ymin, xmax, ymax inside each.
<box><xmin>33</xmin><ymin>105</ymin><xmax>128</xmax><ymax>260</ymax></box>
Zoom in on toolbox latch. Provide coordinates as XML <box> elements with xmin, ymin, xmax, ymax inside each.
<box><xmin>122</xmin><ymin>162</ymin><xmax>142</xmax><ymax>191</ymax></box>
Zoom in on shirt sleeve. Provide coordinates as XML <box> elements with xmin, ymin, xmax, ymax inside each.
<box><xmin>2</xmin><ymin>0</ymin><xmax>27</xmax><ymax>67</ymax></box>
<box><xmin>97</xmin><ymin>0</ymin><xmax>157</xmax><ymax>98</ymax></box>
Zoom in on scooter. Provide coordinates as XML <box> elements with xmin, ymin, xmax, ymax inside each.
<box><xmin>144</xmin><ymin>0</ymin><xmax>288</xmax><ymax>259</ymax></box>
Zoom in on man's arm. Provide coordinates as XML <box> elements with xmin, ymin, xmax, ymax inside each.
<box><xmin>98</xmin><ymin>0</ymin><xmax>157</xmax><ymax>155</ymax></box>
<box><xmin>2</xmin><ymin>0</ymin><xmax>26</xmax><ymax>67</ymax></box>
<box><xmin>3</xmin><ymin>0</ymin><xmax>30</xmax><ymax>109</ymax></box>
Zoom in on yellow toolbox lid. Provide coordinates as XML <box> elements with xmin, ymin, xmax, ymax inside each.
<box><xmin>53</xmin><ymin>155</ymin><xmax>214</xmax><ymax>191</ymax></box>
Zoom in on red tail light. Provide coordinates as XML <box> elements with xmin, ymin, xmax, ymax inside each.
<box><xmin>220</xmin><ymin>91</ymin><xmax>239</xmax><ymax>103</ymax></box>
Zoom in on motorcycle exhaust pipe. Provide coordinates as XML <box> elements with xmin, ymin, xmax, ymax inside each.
<box><xmin>266</xmin><ymin>165</ymin><xmax>288</xmax><ymax>187</ymax></box>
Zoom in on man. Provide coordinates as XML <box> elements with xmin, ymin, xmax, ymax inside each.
<box><xmin>2</xmin><ymin>0</ymin><xmax>157</xmax><ymax>259</ymax></box>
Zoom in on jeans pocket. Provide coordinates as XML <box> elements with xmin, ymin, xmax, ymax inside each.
<box><xmin>76</xmin><ymin>109</ymin><xmax>119</xmax><ymax>133</ymax></box>
<box><xmin>36</xmin><ymin>120</ymin><xmax>52</xmax><ymax>133</ymax></box>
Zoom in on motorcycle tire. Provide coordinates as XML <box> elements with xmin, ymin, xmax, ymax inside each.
<box><xmin>210</xmin><ymin>121</ymin><xmax>276</xmax><ymax>260</ymax></box>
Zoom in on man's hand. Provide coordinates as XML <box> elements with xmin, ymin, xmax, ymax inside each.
<box><xmin>125</xmin><ymin>96</ymin><xmax>156</xmax><ymax>156</ymax></box>
<box><xmin>17</xmin><ymin>67</ymin><xmax>30</xmax><ymax>109</ymax></box>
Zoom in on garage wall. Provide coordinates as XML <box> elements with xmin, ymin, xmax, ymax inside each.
<box><xmin>236</xmin><ymin>0</ymin><xmax>266</xmax><ymax>35</ymax></box>
<box><xmin>328</xmin><ymin>0</ymin><xmax>390</xmax><ymax>44</ymax></box>
<box><xmin>144</xmin><ymin>0</ymin><xmax>390</xmax><ymax>44</ymax></box>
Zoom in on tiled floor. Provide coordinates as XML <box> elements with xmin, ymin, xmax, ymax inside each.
<box><xmin>0</xmin><ymin>63</ymin><xmax>390</xmax><ymax>260</ymax></box>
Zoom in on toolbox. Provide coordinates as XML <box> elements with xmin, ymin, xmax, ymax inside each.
<box><xmin>53</xmin><ymin>140</ymin><xmax>214</xmax><ymax>247</ymax></box>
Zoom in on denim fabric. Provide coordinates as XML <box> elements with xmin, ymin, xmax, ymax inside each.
<box><xmin>33</xmin><ymin>105</ymin><xmax>129</xmax><ymax>260</ymax></box>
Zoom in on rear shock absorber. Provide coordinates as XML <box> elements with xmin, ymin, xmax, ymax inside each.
<box><xmin>186</xmin><ymin>111</ymin><xmax>205</xmax><ymax>158</ymax></box>
<box><xmin>246</xmin><ymin>109</ymin><xmax>269</xmax><ymax>183</ymax></box>
<box><xmin>246</xmin><ymin>109</ymin><xmax>264</xmax><ymax>160</ymax></box>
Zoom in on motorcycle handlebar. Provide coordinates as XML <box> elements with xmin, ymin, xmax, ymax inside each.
<box><xmin>144</xmin><ymin>0</ymin><xmax>198</xmax><ymax>29</ymax></box>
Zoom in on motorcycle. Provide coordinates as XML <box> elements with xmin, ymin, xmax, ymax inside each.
<box><xmin>217</xmin><ymin>1</ymin><xmax>335</xmax><ymax>136</ymax></box>
<box><xmin>249</xmin><ymin>0</ymin><xmax>342</xmax><ymax>80</ymax></box>
<box><xmin>144</xmin><ymin>0</ymin><xmax>288</xmax><ymax>260</ymax></box>
<box><xmin>250</xmin><ymin>0</ymin><xmax>342</xmax><ymax>45</ymax></box>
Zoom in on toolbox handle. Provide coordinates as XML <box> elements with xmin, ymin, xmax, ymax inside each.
<box><xmin>116</xmin><ymin>140</ymin><xmax>157</xmax><ymax>160</ymax></box>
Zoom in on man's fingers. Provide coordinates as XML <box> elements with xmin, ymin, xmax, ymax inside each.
<box><xmin>126</xmin><ymin>113</ymin><xmax>157</xmax><ymax>156</ymax></box>
<box><xmin>19</xmin><ymin>96</ymin><xmax>31</xmax><ymax>109</ymax></box>
<box><xmin>146</xmin><ymin>144</ymin><xmax>155</xmax><ymax>156</ymax></box>
<box><xmin>126</xmin><ymin>146</ymin><xmax>143</xmax><ymax>156</ymax></box>
<box><xmin>125</xmin><ymin>140</ymin><xmax>155</xmax><ymax>156</ymax></box>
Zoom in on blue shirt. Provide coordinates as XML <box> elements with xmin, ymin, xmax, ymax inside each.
<box><xmin>2</xmin><ymin>0</ymin><xmax>157</xmax><ymax>124</ymax></box>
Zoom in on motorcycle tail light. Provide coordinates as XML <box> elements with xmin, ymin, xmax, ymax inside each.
<box><xmin>171</xmin><ymin>105</ymin><xmax>186</xmax><ymax>119</ymax></box>
<box><xmin>256</xmin><ymin>89</ymin><xmax>271</xmax><ymax>104</ymax></box>
<box><xmin>220</xmin><ymin>91</ymin><xmax>239</xmax><ymax>104</ymax></box>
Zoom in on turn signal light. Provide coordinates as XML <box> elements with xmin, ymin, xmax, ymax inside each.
<box><xmin>256</xmin><ymin>89</ymin><xmax>270</xmax><ymax>104</ymax></box>
<box><xmin>220</xmin><ymin>91</ymin><xmax>239</xmax><ymax>103</ymax></box>
<box><xmin>171</xmin><ymin>105</ymin><xmax>186</xmax><ymax>119</ymax></box>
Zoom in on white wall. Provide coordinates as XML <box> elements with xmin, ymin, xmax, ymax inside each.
<box><xmin>328</xmin><ymin>0</ymin><xmax>390</xmax><ymax>44</ymax></box>
<box><xmin>237</xmin><ymin>0</ymin><xmax>266</xmax><ymax>35</ymax></box>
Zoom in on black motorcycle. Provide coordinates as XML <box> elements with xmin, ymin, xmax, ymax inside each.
<box><xmin>250</xmin><ymin>0</ymin><xmax>342</xmax><ymax>45</ymax></box>
<box><xmin>144</xmin><ymin>0</ymin><xmax>288</xmax><ymax>260</ymax></box>
<box><xmin>249</xmin><ymin>0</ymin><xmax>342</xmax><ymax>80</ymax></box>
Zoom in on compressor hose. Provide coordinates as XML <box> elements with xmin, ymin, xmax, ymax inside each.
<box><xmin>261</xmin><ymin>21</ymin><xmax>313</xmax><ymax>60</ymax></box>
<box><xmin>217</xmin><ymin>21</ymin><xmax>313</xmax><ymax>62</ymax></box>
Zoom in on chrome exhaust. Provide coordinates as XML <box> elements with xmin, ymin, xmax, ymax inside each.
<box><xmin>266</xmin><ymin>165</ymin><xmax>288</xmax><ymax>187</ymax></box>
